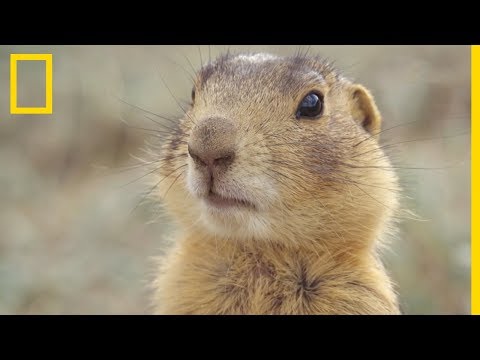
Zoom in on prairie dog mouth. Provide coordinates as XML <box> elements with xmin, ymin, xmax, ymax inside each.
<box><xmin>205</xmin><ymin>191</ymin><xmax>256</xmax><ymax>210</ymax></box>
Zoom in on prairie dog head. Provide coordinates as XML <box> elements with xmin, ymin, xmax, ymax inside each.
<box><xmin>154</xmin><ymin>52</ymin><xmax>399</xmax><ymax>249</ymax></box>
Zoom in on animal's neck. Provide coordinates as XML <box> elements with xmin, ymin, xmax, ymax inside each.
<box><xmin>185</xmin><ymin>226</ymin><xmax>380</xmax><ymax>261</ymax></box>
<box><xmin>155</xmin><ymin>230</ymin><xmax>399</xmax><ymax>314</ymax></box>
<box><xmin>182</xmin><ymin>229</ymin><xmax>379</xmax><ymax>277</ymax></box>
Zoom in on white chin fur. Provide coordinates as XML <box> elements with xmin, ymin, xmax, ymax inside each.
<box><xmin>234</xmin><ymin>53</ymin><xmax>278</xmax><ymax>64</ymax></box>
<box><xmin>199</xmin><ymin>205</ymin><xmax>271</xmax><ymax>240</ymax></box>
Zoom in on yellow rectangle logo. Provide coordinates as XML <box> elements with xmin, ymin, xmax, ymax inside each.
<box><xmin>10</xmin><ymin>53</ymin><xmax>53</xmax><ymax>114</ymax></box>
<box><xmin>472</xmin><ymin>45</ymin><xmax>479</xmax><ymax>315</ymax></box>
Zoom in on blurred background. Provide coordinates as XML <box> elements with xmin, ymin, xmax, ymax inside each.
<box><xmin>0</xmin><ymin>46</ymin><xmax>471</xmax><ymax>314</ymax></box>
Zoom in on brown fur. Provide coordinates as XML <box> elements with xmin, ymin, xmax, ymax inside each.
<box><xmin>149</xmin><ymin>52</ymin><xmax>401</xmax><ymax>314</ymax></box>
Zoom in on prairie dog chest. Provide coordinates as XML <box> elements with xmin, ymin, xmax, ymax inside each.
<box><xmin>158</xmin><ymin>241</ymin><xmax>354</xmax><ymax>314</ymax></box>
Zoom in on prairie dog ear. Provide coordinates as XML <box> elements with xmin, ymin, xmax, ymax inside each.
<box><xmin>349</xmin><ymin>84</ymin><xmax>382</xmax><ymax>135</ymax></box>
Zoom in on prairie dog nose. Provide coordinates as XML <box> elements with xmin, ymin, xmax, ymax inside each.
<box><xmin>188</xmin><ymin>117</ymin><xmax>237</xmax><ymax>169</ymax></box>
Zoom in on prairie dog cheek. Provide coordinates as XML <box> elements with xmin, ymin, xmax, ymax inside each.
<box><xmin>186</xmin><ymin>166</ymin><xmax>209</xmax><ymax>197</ymax></box>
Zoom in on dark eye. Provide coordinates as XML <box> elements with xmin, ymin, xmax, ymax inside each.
<box><xmin>191</xmin><ymin>88</ymin><xmax>196</xmax><ymax>104</ymax></box>
<box><xmin>296</xmin><ymin>92</ymin><xmax>323</xmax><ymax>119</ymax></box>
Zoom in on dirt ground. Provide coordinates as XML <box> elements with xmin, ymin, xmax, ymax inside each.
<box><xmin>0</xmin><ymin>45</ymin><xmax>471</xmax><ymax>314</ymax></box>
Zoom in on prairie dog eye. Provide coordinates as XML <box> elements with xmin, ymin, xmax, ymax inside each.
<box><xmin>191</xmin><ymin>88</ymin><xmax>196</xmax><ymax>104</ymax></box>
<box><xmin>296</xmin><ymin>92</ymin><xmax>323</xmax><ymax>119</ymax></box>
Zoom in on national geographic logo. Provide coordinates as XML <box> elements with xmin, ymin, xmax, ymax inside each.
<box><xmin>10</xmin><ymin>54</ymin><xmax>53</xmax><ymax>114</ymax></box>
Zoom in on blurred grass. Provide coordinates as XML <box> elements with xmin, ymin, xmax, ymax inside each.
<box><xmin>0</xmin><ymin>46</ymin><xmax>471</xmax><ymax>314</ymax></box>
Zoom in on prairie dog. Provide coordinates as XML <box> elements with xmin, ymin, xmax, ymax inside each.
<box><xmin>149</xmin><ymin>52</ymin><xmax>401</xmax><ymax>314</ymax></box>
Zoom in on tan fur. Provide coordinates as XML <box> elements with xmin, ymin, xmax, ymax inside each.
<box><xmin>149</xmin><ymin>52</ymin><xmax>401</xmax><ymax>314</ymax></box>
